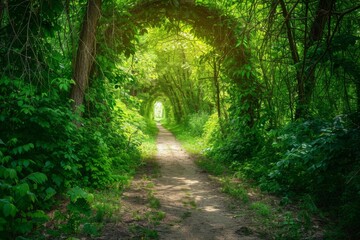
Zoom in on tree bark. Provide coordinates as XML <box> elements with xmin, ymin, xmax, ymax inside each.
<box><xmin>70</xmin><ymin>0</ymin><xmax>102</xmax><ymax>113</ymax></box>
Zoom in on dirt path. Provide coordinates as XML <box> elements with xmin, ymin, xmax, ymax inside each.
<box><xmin>100</xmin><ymin>124</ymin><xmax>261</xmax><ymax>239</ymax></box>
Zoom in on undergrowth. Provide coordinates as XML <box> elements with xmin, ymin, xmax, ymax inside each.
<box><xmin>0</xmin><ymin>76</ymin><xmax>159</xmax><ymax>239</ymax></box>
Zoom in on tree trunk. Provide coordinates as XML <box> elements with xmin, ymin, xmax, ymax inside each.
<box><xmin>301</xmin><ymin>0</ymin><xmax>334</xmax><ymax>117</ymax></box>
<box><xmin>356</xmin><ymin>82</ymin><xmax>360</xmax><ymax>113</ymax></box>
<box><xmin>280</xmin><ymin>0</ymin><xmax>334</xmax><ymax>119</ymax></box>
<box><xmin>279</xmin><ymin>0</ymin><xmax>304</xmax><ymax>119</ymax></box>
<box><xmin>213</xmin><ymin>56</ymin><xmax>221</xmax><ymax>120</ymax></box>
<box><xmin>70</xmin><ymin>0</ymin><xmax>102</xmax><ymax>113</ymax></box>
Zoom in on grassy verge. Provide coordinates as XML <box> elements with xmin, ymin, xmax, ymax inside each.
<box><xmin>161</xmin><ymin>123</ymin><xmax>204</xmax><ymax>155</ymax></box>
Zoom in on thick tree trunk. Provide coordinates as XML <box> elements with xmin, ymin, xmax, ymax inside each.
<box><xmin>70</xmin><ymin>0</ymin><xmax>102</xmax><ymax>113</ymax></box>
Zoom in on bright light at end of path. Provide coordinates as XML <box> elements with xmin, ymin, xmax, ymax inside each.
<box><xmin>154</xmin><ymin>101</ymin><xmax>164</xmax><ymax>121</ymax></box>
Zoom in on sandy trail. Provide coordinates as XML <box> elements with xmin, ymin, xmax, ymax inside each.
<box><xmin>100</xmin><ymin>124</ymin><xmax>260</xmax><ymax>239</ymax></box>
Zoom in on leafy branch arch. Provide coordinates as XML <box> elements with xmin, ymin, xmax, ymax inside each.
<box><xmin>72</xmin><ymin>0</ymin><xmax>260</xmax><ymax>124</ymax></box>
<box><xmin>125</xmin><ymin>1</ymin><xmax>260</xmax><ymax>123</ymax></box>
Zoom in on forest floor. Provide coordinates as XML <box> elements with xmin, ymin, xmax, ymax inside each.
<box><xmin>98</xmin><ymin>124</ymin><xmax>264</xmax><ymax>240</ymax></box>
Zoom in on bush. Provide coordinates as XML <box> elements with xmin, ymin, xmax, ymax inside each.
<box><xmin>253</xmin><ymin>117</ymin><xmax>360</xmax><ymax>238</ymax></box>
<box><xmin>187</xmin><ymin>112</ymin><xmax>210</xmax><ymax>136</ymax></box>
<box><xmin>0</xmin><ymin>77</ymin><xmax>147</xmax><ymax>238</ymax></box>
<box><xmin>206</xmin><ymin>113</ymin><xmax>360</xmax><ymax>238</ymax></box>
<box><xmin>0</xmin><ymin>77</ymin><xmax>82</xmax><ymax>238</ymax></box>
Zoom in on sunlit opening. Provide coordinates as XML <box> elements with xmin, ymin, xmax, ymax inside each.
<box><xmin>154</xmin><ymin>101</ymin><xmax>164</xmax><ymax>121</ymax></box>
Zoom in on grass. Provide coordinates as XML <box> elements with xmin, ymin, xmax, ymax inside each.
<box><xmin>148</xmin><ymin>192</ymin><xmax>161</xmax><ymax>209</ymax></box>
<box><xmin>129</xmin><ymin>225</ymin><xmax>159</xmax><ymax>239</ymax></box>
<box><xmin>221</xmin><ymin>178</ymin><xmax>249</xmax><ymax>203</ymax></box>
<box><xmin>250</xmin><ymin>202</ymin><xmax>272</xmax><ymax>218</ymax></box>
<box><xmin>92</xmin><ymin>121</ymin><xmax>160</xmax><ymax>238</ymax></box>
<box><xmin>196</xmin><ymin>156</ymin><xmax>227</xmax><ymax>176</ymax></box>
<box><xmin>162</xmin><ymin>123</ymin><xmax>204</xmax><ymax>154</ymax></box>
<box><xmin>140</xmin><ymin>136</ymin><xmax>158</xmax><ymax>160</ymax></box>
<box><xmin>92</xmin><ymin>188</ymin><xmax>122</xmax><ymax>223</ymax></box>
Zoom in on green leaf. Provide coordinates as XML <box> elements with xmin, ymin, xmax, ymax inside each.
<box><xmin>27</xmin><ymin>192</ymin><xmax>36</xmax><ymax>203</ymax></box>
<box><xmin>67</xmin><ymin>186</ymin><xmax>93</xmax><ymax>203</ymax></box>
<box><xmin>7</xmin><ymin>138</ymin><xmax>18</xmax><ymax>146</ymax></box>
<box><xmin>11</xmin><ymin>143</ymin><xmax>34</xmax><ymax>155</ymax></box>
<box><xmin>0</xmin><ymin>155</ymin><xmax>11</xmax><ymax>164</ymax></box>
<box><xmin>63</xmin><ymin>165</ymin><xmax>72</xmax><ymax>171</ymax></box>
<box><xmin>14</xmin><ymin>219</ymin><xmax>33</xmax><ymax>234</ymax></box>
<box><xmin>3</xmin><ymin>203</ymin><xmax>18</xmax><ymax>217</ymax></box>
<box><xmin>14</xmin><ymin>183</ymin><xmax>30</xmax><ymax>197</ymax></box>
<box><xmin>28</xmin><ymin>210</ymin><xmax>49</xmax><ymax>223</ymax></box>
<box><xmin>26</xmin><ymin>172</ymin><xmax>47</xmax><ymax>184</ymax></box>
<box><xmin>45</xmin><ymin>187</ymin><xmax>56</xmax><ymax>200</ymax></box>
<box><xmin>22</xmin><ymin>159</ymin><xmax>30</xmax><ymax>168</ymax></box>
<box><xmin>4</xmin><ymin>168</ymin><xmax>17</xmax><ymax>179</ymax></box>
<box><xmin>51</xmin><ymin>174</ymin><xmax>63</xmax><ymax>187</ymax></box>
<box><xmin>22</xmin><ymin>143</ymin><xmax>34</xmax><ymax>152</ymax></box>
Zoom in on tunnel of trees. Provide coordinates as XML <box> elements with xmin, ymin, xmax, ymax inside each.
<box><xmin>1</xmin><ymin>0</ymin><xmax>360</xmax><ymax>239</ymax></box>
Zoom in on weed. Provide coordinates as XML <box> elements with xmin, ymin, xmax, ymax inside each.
<box><xmin>146</xmin><ymin>182</ymin><xmax>155</xmax><ymax>189</ymax></box>
<box><xmin>182</xmin><ymin>199</ymin><xmax>197</xmax><ymax>209</ymax></box>
<box><xmin>196</xmin><ymin>157</ymin><xmax>227</xmax><ymax>176</ymax></box>
<box><xmin>83</xmin><ymin>222</ymin><xmax>100</xmax><ymax>237</ymax></box>
<box><xmin>132</xmin><ymin>210</ymin><xmax>144</xmax><ymax>221</ymax></box>
<box><xmin>221</xmin><ymin>178</ymin><xmax>249</xmax><ymax>203</ymax></box>
<box><xmin>275</xmin><ymin>212</ymin><xmax>302</xmax><ymax>239</ymax></box>
<box><xmin>129</xmin><ymin>225</ymin><xmax>159</xmax><ymax>239</ymax></box>
<box><xmin>147</xmin><ymin>210</ymin><xmax>166</xmax><ymax>224</ymax></box>
<box><xmin>149</xmin><ymin>196</ymin><xmax>161</xmax><ymax>209</ymax></box>
<box><xmin>94</xmin><ymin>204</ymin><xmax>111</xmax><ymax>223</ymax></box>
<box><xmin>251</xmin><ymin>202</ymin><xmax>272</xmax><ymax>218</ymax></box>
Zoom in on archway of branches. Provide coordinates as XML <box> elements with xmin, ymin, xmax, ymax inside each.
<box><xmin>100</xmin><ymin>0</ymin><xmax>261</xmax><ymax>125</ymax></box>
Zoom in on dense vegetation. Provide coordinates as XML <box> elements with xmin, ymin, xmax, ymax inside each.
<box><xmin>1</xmin><ymin>0</ymin><xmax>359</xmax><ymax>239</ymax></box>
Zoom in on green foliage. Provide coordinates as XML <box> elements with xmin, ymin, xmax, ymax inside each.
<box><xmin>148</xmin><ymin>195</ymin><xmax>161</xmax><ymax>210</ymax></box>
<box><xmin>46</xmin><ymin>187</ymin><xmax>101</xmax><ymax>238</ymax></box>
<box><xmin>1</xmin><ymin>0</ymin><xmax>360</xmax><ymax>239</ymax></box>
<box><xmin>250</xmin><ymin>202</ymin><xmax>271</xmax><ymax>218</ymax></box>
<box><xmin>217</xmin><ymin>116</ymin><xmax>360</xmax><ymax>239</ymax></box>
<box><xmin>0</xmin><ymin>72</ymin><xmax>153</xmax><ymax>237</ymax></box>
<box><xmin>0</xmin><ymin>77</ymin><xmax>79</xmax><ymax>238</ymax></box>
<box><xmin>187</xmin><ymin>112</ymin><xmax>210</xmax><ymax>136</ymax></box>
<box><xmin>196</xmin><ymin>157</ymin><xmax>227</xmax><ymax>176</ymax></box>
